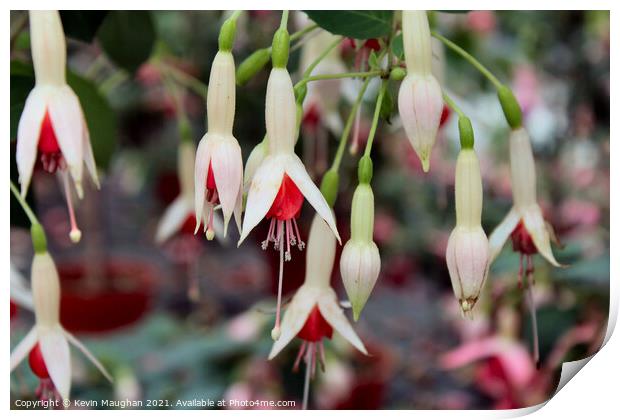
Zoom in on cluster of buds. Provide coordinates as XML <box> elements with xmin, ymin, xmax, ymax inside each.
<box><xmin>10</xmin><ymin>224</ymin><xmax>111</xmax><ymax>402</ymax></box>
<box><xmin>16</xmin><ymin>11</ymin><xmax>100</xmax><ymax>243</ymax></box>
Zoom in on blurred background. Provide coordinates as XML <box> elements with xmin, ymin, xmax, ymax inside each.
<box><xmin>10</xmin><ymin>10</ymin><xmax>609</xmax><ymax>409</ymax></box>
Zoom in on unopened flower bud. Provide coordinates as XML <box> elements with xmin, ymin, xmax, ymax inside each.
<box><xmin>398</xmin><ymin>10</ymin><xmax>443</xmax><ymax>172</ymax></box>
<box><xmin>446</xmin><ymin>149</ymin><xmax>490</xmax><ymax>318</ymax></box>
<box><xmin>236</xmin><ymin>48</ymin><xmax>271</xmax><ymax>86</ymax></box>
<box><xmin>340</xmin><ymin>184</ymin><xmax>381</xmax><ymax>321</ymax></box>
<box><xmin>390</xmin><ymin>67</ymin><xmax>407</xmax><ymax>81</ymax></box>
<box><xmin>498</xmin><ymin>85</ymin><xmax>523</xmax><ymax>129</ymax></box>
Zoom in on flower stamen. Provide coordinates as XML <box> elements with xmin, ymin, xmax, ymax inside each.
<box><xmin>62</xmin><ymin>170</ymin><xmax>81</xmax><ymax>243</ymax></box>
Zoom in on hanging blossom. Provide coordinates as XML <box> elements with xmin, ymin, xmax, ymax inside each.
<box><xmin>269</xmin><ymin>214</ymin><xmax>367</xmax><ymax>375</ymax></box>
<box><xmin>239</xmin><ymin>28</ymin><xmax>340</xmax><ymax>340</ymax></box>
<box><xmin>445</xmin><ymin>124</ymin><xmax>490</xmax><ymax>318</ymax></box>
<box><xmin>16</xmin><ymin>11</ymin><xmax>99</xmax><ymax>243</ymax></box>
<box><xmin>488</xmin><ymin>126</ymin><xmax>564</xmax><ymax>275</ymax></box>
<box><xmin>10</xmin><ymin>227</ymin><xmax>111</xmax><ymax>402</ymax></box>
<box><xmin>340</xmin><ymin>159</ymin><xmax>381</xmax><ymax>321</ymax></box>
<box><xmin>194</xmin><ymin>17</ymin><xmax>244</xmax><ymax>240</ymax></box>
<box><xmin>397</xmin><ymin>10</ymin><xmax>443</xmax><ymax>172</ymax></box>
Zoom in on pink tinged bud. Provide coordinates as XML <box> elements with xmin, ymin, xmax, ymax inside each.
<box><xmin>446</xmin><ymin>150</ymin><xmax>490</xmax><ymax>317</ymax></box>
<box><xmin>340</xmin><ymin>184</ymin><xmax>381</xmax><ymax>321</ymax></box>
<box><xmin>398</xmin><ymin>75</ymin><xmax>443</xmax><ymax>173</ymax></box>
<box><xmin>398</xmin><ymin>10</ymin><xmax>443</xmax><ymax>172</ymax></box>
<box><xmin>29</xmin><ymin>11</ymin><xmax>66</xmax><ymax>86</ymax></box>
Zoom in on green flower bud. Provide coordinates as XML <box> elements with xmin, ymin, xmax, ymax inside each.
<box><xmin>236</xmin><ymin>48</ymin><xmax>271</xmax><ymax>86</ymax></box>
<box><xmin>357</xmin><ymin>156</ymin><xmax>373</xmax><ymax>184</ymax></box>
<box><xmin>271</xmin><ymin>28</ymin><xmax>290</xmax><ymax>68</ymax></box>
<box><xmin>320</xmin><ymin>169</ymin><xmax>339</xmax><ymax>207</ymax></box>
<box><xmin>30</xmin><ymin>223</ymin><xmax>47</xmax><ymax>254</ymax></box>
<box><xmin>497</xmin><ymin>85</ymin><xmax>522</xmax><ymax>129</ymax></box>
<box><xmin>390</xmin><ymin>67</ymin><xmax>407</xmax><ymax>81</ymax></box>
<box><xmin>458</xmin><ymin>116</ymin><xmax>475</xmax><ymax>149</ymax></box>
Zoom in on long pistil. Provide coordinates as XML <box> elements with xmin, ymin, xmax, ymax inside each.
<box><xmin>62</xmin><ymin>170</ymin><xmax>81</xmax><ymax>243</ymax></box>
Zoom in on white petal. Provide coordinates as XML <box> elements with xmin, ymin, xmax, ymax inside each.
<box><xmin>155</xmin><ymin>196</ymin><xmax>192</xmax><ymax>244</ymax></box>
<box><xmin>238</xmin><ymin>156</ymin><xmax>284</xmax><ymax>245</ymax></box>
<box><xmin>193</xmin><ymin>134</ymin><xmax>213</xmax><ymax>234</ymax></box>
<box><xmin>178</xmin><ymin>141</ymin><xmax>196</xmax><ymax>198</ymax></box>
<box><xmin>318</xmin><ymin>288</ymin><xmax>367</xmax><ymax>355</ymax></box>
<box><xmin>39</xmin><ymin>326</ymin><xmax>71</xmax><ymax>401</ymax></box>
<box><xmin>81</xmin><ymin>114</ymin><xmax>100</xmax><ymax>189</ymax></box>
<box><xmin>488</xmin><ymin>208</ymin><xmax>520</xmax><ymax>263</ymax></box>
<box><xmin>48</xmin><ymin>85</ymin><xmax>84</xmax><ymax>192</ymax></box>
<box><xmin>243</xmin><ymin>139</ymin><xmax>267</xmax><ymax>192</ymax></box>
<box><xmin>10</xmin><ymin>326</ymin><xmax>37</xmax><ymax>371</ymax></box>
<box><xmin>285</xmin><ymin>155</ymin><xmax>341</xmax><ymax>243</ymax></box>
<box><xmin>64</xmin><ymin>329</ymin><xmax>113</xmax><ymax>382</ymax></box>
<box><xmin>16</xmin><ymin>86</ymin><xmax>48</xmax><ymax>196</ymax></box>
<box><xmin>522</xmin><ymin>205</ymin><xmax>564</xmax><ymax>267</ymax></box>
<box><xmin>233</xmin><ymin>178</ymin><xmax>243</xmax><ymax>235</ymax></box>
<box><xmin>211</xmin><ymin>135</ymin><xmax>243</xmax><ymax>237</ymax></box>
<box><xmin>268</xmin><ymin>286</ymin><xmax>318</xmax><ymax>359</ymax></box>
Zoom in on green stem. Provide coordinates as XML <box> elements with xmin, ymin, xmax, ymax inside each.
<box><xmin>294</xmin><ymin>70</ymin><xmax>382</xmax><ymax>91</ymax></box>
<box><xmin>290</xmin><ymin>23</ymin><xmax>318</xmax><ymax>42</ymax></box>
<box><xmin>160</xmin><ymin>61</ymin><xmax>208</xmax><ymax>100</ymax></box>
<box><xmin>162</xmin><ymin>71</ymin><xmax>191</xmax><ymax>141</ymax></box>
<box><xmin>442</xmin><ymin>91</ymin><xmax>465</xmax><ymax>119</ymax></box>
<box><xmin>363</xmin><ymin>80</ymin><xmax>388</xmax><ymax>158</ymax></box>
<box><xmin>301</xmin><ymin>37</ymin><xmax>343</xmax><ymax>80</ymax></box>
<box><xmin>280</xmin><ymin>10</ymin><xmax>289</xmax><ymax>30</ymax></box>
<box><xmin>431</xmin><ymin>31</ymin><xmax>503</xmax><ymax>90</ymax></box>
<box><xmin>10</xmin><ymin>181</ymin><xmax>39</xmax><ymax>226</ymax></box>
<box><xmin>330</xmin><ymin>77</ymin><xmax>372</xmax><ymax>172</ymax></box>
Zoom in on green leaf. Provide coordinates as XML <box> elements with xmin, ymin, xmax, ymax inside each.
<box><xmin>60</xmin><ymin>11</ymin><xmax>108</xmax><ymax>43</ymax></box>
<box><xmin>391</xmin><ymin>33</ymin><xmax>404</xmax><ymax>60</ymax></box>
<box><xmin>67</xmin><ymin>72</ymin><xmax>118</xmax><ymax>170</ymax></box>
<box><xmin>304</xmin><ymin>11</ymin><xmax>393</xmax><ymax>39</ymax></box>
<box><xmin>97</xmin><ymin>11</ymin><xmax>155</xmax><ymax>73</ymax></box>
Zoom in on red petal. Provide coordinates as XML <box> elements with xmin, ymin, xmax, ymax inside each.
<box><xmin>510</xmin><ymin>220</ymin><xmax>537</xmax><ymax>255</ymax></box>
<box><xmin>297</xmin><ymin>305</ymin><xmax>334</xmax><ymax>342</ymax></box>
<box><xmin>265</xmin><ymin>173</ymin><xmax>304</xmax><ymax>221</ymax></box>
<box><xmin>38</xmin><ymin>110</ymin><xmax>61</xmax><ymax>154</ymax></box>
<box><xmin>28</xmin><ymin>343</ymin><xmax>50</xmax><ymax>379</ymax></box>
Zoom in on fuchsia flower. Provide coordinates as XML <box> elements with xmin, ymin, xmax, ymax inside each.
<box><xmin>269</xmin><ymin>214</ymin><xmax>367</xmax><ymax>367</ymax></box>
<box><xmin>16</xmin><ymin>11</ymin><xmax>99</xmax><ymax>243</ymax></box>
<box><xmin>10</xmin><ymin>250</ymin><xmax>111</xmax><ymax>401</ymax></box>
<box><xmin>397</xmin><ymin>10</ymin><xmax>443</xmax><ymax>172</ymax></box>
<box><xmin>194</xmin><ymin>49</ymin><xmax>244</xmax><ymax>239</ymax></box>
<box><xmin>489</xmin><ymin>128</ymin><xmax>563</xmax><ymax>271</ymax></box>
<box><xmin>446</xmin><ymin>149</ymin><xmax>490</xmax><ymax>318</ymax></box>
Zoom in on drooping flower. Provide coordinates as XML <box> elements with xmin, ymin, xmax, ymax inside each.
<box><xmin>488</xmin><ymin>126</ymin><xmax>564</xmax><ymax>367</ymax></box>
<box><xmin>445</xmin><ymin>148</ymin><xmax>490</xmax><ymax>318</ymax></box>
<box><xmin>269</xmin><ymin>214</ymin><xmax>367</xmax><ymax>369</ymax></box>
<box><xmin>194</xmin><ymin>47</ymin><xmax>244</xmax><ymax>239</ymax></box>
<box><xmin>340</xmin><ymin>182</ymin><xmax>381</xmax><ymax>321</ymax></box>
<box><xmin>239</xmin><ymin>62</ymin><xmax>340</xmax><ymax>340</ymax></box>
<box><xmin>16</xmin><ymin>11</ymin><xmax>99</xmax><ymax>243</ymax></box>
<box><xmin>397</xmin><ymin>10</ymin><xmax>443</xmax><ymax>172</ymax></box>
<box><xmin>10</xmin><ymin>248</ymin><xmax>112</xmax><ymax>401</ymax></box>
<box><xmin>488</xmin><ymin>127</ymin><xmax>563</xmax><ymax>270</ymax></box>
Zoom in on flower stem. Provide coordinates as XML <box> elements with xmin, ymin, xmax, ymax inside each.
<box><xmin>363</xmin><ymin>80</ymin><xmax>388</xmax><ymax>158</ymax></box>
<box><xmin>431</xmin><ymin>31</ymin><xmax>503</xmax><ymax>90</ymax></box>
<box><xmin>10</xmin><ymin>181</ymin><xmax>39</xmax><ymax>226</ymax></box>
<box><xmin>280</xmin><ymin>10</ymin><xmax>289</xmax><ymax>30</ymax></box>
<box><xmin>442</xmin><ymin>91</ymin><xmax>466</xmax><ymax>119</ymax></box>
<box><xmin>160</xmin><ymin>62</ymin><xmax>208</xmax><ymax>101</ymax></box>
<box><xmin>294</xmin><ymin>70</ymin><xmax>382</xmax><ymax>91</ymax></box>
<box><xmin>330</xmin><ymin>77</ymin><xmax>372</xmax><ymax>172</ymax></box>
<box><xmin>301</xmin><ymin>37</ymin><xmax>343</xmax><ymax>80</ymax></box>
<box><xmin>290</xmin><ymin>23</ymin><xmax>318</xmax><ymax>42</ymax></box>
